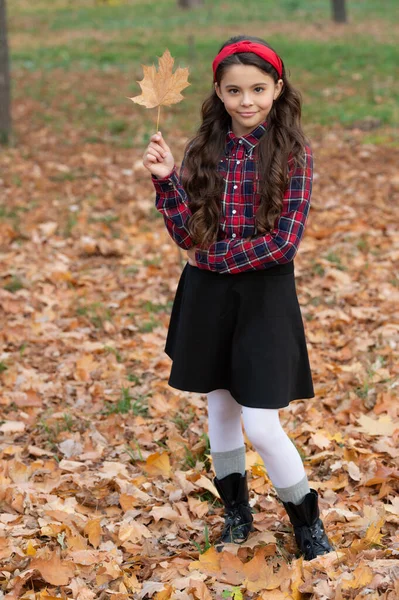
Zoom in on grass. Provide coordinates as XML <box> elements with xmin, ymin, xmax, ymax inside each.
<box><xmin>76</xmin><ymin>302</ymin><xmax>113</xmax><ymax>329</ymax></box>
<box><xmin>192</xmin><ymin>524</ymin><xmax>211</xmax><ymax>554</ymax></box>
<box><xmin>6</xmin><ymin>0</ymin><xmax>399</xmax><ymax>140</ymax></box>
<box><xmin>9</xmin><ymin>0</ymin><xmax>399</xmax><ymax>30</ymax></box>
<box><xmin>104</xmin><ymin>387</ymin><xmax>150</xmax><ymax>416</ymax></box>
<box><xmin>3</xmin><ymin>275</ymin><xmax>24</xmax><ymax>293</ymax></box>
<box><xmin>39</xmin><ymin>413</ymin><xmax>80</xmax><ymax>448</ymax></box>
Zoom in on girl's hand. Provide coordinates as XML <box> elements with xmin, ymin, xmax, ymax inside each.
<box><xmin>143</xmin><ymin>132</ymin><xmax>175</xmax><ymax>179</ymax></box>
<box><xmin>187</xmin><ymin>246</ymin><xmax>198</xmax><ymax>267</ymax></box>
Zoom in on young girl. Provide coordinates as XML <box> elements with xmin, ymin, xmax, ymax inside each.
<box><xmin>142</xmin><ymin>35</ymin><xmax>333</xmax><ymax>560</ymax></box>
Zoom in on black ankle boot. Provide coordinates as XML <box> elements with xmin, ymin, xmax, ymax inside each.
<box><xmin>282</xmin><ymin>489</ymin><xmax>334</xmax><ymax>560</ymax></box>
<box><xmin>213</xmin><ymin>472</ymin><xmax>254</xmax><ymax>549</ymax></box>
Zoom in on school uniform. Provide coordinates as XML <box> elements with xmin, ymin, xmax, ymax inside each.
<box><xmin>151</xmin><ymin>118</ymin><xmax>314</xmax><ymax>409</ymax></box>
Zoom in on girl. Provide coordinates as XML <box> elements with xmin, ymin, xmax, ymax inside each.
<box><xmin>142</xmin><ymin>35</ymin><xmax>333</xmax><ymax>560</ymax></box>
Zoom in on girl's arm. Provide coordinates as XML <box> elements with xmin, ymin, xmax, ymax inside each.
<box><xmin>194</xmin><ymin>145</ymin><xmax>313</xmax><ymax>274</ymax></box>
<box><xmin>152</xmin><ymin>148</ymin><xmax>194</xmax><ymax>250</ymax></box>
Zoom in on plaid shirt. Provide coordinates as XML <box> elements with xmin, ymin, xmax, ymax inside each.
<box><xmin>151</xmin><ymin>119</ymin><xmax>313</xmax><ymax>275</ymax></box>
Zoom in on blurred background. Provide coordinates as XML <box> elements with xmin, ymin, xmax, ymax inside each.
<box><xmin>2</xmin><ymin>0</ymin><xmax>398</xmax><ymax>149</ymax></box>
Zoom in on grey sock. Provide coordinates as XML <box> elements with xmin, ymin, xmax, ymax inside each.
<box><xmin>212</xmin><ymin>446</ymin><xmax>246</xmax><ymax>480</ymax></box>
<box><xmin>275</xmin><ymin>474</ymin><xmax>311</xmax><ymax>505</ymax></box>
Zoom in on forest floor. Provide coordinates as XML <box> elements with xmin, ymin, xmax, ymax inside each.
<box><xmin>1</xmin><ymin>1</ymin><xmax>399</xmax><ymax>599</ymax></box>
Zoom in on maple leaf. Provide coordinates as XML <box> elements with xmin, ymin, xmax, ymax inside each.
<box><xmin>129</xmin><ymin>48</ymin><xmax>190</xmax><ymax>130</ymax></box>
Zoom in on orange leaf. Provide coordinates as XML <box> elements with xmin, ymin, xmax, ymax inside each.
<box><xmin>218</xmin><ymin>551</ymin><xmax>245</xmax><ymax>585</ymax></box>
<box><xmin>340</xmin><ymin>565</ymin><xmax>374</xmax><ymax>590</ymax></box>
<box><xmin>189</xmin><ymin>546</ymin><xmax>221</xmax><ymax>577</ymax></box>
<box><xmin>84</xmin><ymin>518</ymin><xmax>102</xmax><ymax>548</ymax></box>
<box><xmin>130</xmin><ymin>48</ymin><xmax>190</xmax><ymax>109</ymax></box>
<box><xmin>30</xmin><ymin>549</ymin><xmax>75</xmax><ymax>585</ymax></box>
<box><xmin>189</xmin><ymin>579</ymin><xmax>213</xmax><ymax>600</ymax></box>
<box><xmin>155</xmin><ymin>585</ymin><xmax>173</xmax><ymax>600</ymax></box>
<box><xmin>289</xmin><ymin>556</ymin><xmax>305</xmax><ymax>600</ymax></box>
<box><xmin>242</xmin><ymin>547</ymin><xmax>281</xmax><ymax>592</ymax></box>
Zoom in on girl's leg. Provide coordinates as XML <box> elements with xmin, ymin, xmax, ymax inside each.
<box><xmin>241</xmin><ymin>406</ymin><xmax>310</xmax><ymax>505</ymax></box>
<box><xmin>207</xmin><ymin>389</ymin><xmax>245</xmax><ymax>478</ymax></box>
<box><xmin>207</xmin><ymin>390</ymin><xmax>253</xmax><ymax>546</ymax></box>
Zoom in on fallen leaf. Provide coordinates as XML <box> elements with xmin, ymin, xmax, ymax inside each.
<box><xmin>145</xmin><ymin>452</ymin><xmax>172</xmax><ymax>478</ymax></box>
<box><xmin>30</xmin><ymin>549</ymin><xmax>75</xmax><ymax>585</ymax></box>
<box><xmin>357</xmin><ymin>414</ymin><xmax>397</xmax><ymax>436</ymax></box>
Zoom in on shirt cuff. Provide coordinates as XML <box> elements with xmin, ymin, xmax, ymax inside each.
<box><xmin>151</xmin><ymin>165</ymin><xmax>178</xmax><ymax>191</ymax></box>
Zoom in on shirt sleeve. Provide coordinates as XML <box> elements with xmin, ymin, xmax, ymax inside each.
<box><xmin>194</xmin><ymin>145</ymin><xmax>313</xmax><ymax>274</ymax></box>
<box><xmin>151</xmin><ymin>148</ymin><xmax>194</xmax><ymax>250</ymax></box>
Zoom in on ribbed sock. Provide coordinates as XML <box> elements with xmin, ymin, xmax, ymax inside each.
<box><xmin>274</xmin><ymin>474</ymin><xmax>311</xmax><ymax>505</ymax></box>
<box><xmin>212</xmin><ymin>445</ymin><xmax>246</xmax><ymax>480</ymax></box>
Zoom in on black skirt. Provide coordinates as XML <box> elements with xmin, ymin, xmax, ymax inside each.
<box><xmin>164</xmin><ymin>260</ymin><xmax>314</xmax><ymax>409</ymax></box>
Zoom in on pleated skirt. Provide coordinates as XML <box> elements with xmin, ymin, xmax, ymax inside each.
<box><xmin>164</xmin><ymin>260</ymin><xmax>314</xmax><ymax>409</ymax></box>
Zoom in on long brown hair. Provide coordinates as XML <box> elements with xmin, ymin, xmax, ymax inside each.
<box><xmin>181</xmin><ymin>35</ymin><xmax>309</xmax><ymax>248</ymax></box>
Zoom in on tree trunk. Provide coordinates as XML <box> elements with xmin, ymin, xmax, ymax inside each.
<box><xmin>0</xmin><ymin>0</ymin><xmax>11</xmax><ymax>143</ymax></box>
<box><xmin>178</xmin><ymin>0</ymin><xmax>204</xmax><ymax>8</ymax></box>
<box><xmin>331</xmin><ymin>0</ymin><xmax>347</xmax><ymax>23</ymax></box>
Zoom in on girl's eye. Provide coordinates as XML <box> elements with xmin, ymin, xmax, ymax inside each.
<box><xmin>229</xmin><ymin>87</ymin><xmax>264</xmax><ymax>94</ymax></box>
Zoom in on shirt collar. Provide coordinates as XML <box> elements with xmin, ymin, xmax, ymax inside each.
<box><xmin>225</xmin><ymin>118</ymin><xmax>268</xmax><ymax>156</ymax></box>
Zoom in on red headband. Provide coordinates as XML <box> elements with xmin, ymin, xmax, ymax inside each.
<box><xmin>212</xmin><ymin>40</ymin><xmax>283</xmax><ymax>80</ymax></box>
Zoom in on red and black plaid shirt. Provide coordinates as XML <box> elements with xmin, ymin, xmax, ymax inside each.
<box><xmin>151</xmin><ymin>119</ymin><xmax>313</xmax><ymax>275</ymax></box>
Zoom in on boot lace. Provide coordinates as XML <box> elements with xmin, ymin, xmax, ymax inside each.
<box><xmin>222</xmin><ymin>505</ymin><xmax>251</xmax><ymax>538</ymax></box>
<box><xmin>297</xmin><ymin>519</ymin><xmax>331</xmax><ymax>560</ymax></box>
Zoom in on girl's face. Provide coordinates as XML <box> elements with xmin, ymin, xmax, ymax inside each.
<box><xmin>215</xmin><ymin>64</ymin><xmax>283</xmax><ymax>137</ymax></box>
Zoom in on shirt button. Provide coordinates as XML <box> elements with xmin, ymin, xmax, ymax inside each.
<box><xmin>232</xmin><ymin>210</ymin><xmax>237</xmax><ymax>214</ymax></box>
<box><xmin>232</xmin><ymin>233</ymin><xmax>237</xmax><ymax>238</ymax></box>
<box><xmin>237</xmin><ymin>161</ymin><xmax>240</xmax><ymax>164</ymax></box>
<box><xmin>239</xmin><ymin>140</ymin><xmax>243</xmax><ymax>144</ymax></box>
<box><xmin>233</xmin><ymin>185</ymin><xmax>238</xmax><ymax>189</ymax></box>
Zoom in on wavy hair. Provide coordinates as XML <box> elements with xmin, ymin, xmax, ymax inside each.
<box><xmin>181</xmin><ymin>34</ymin><xmax>309</xmax><ymax>248</ymax></box>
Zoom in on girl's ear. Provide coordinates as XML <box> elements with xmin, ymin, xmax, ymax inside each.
<box><xmin>215</xmin><ymin>82</ymin><xmax>223</xmax><ymax>101</ymax></box>
<box><xmin>274</xmin><ymin>79</ymin><xmax>284</xmax><ymax>100</ymax></box>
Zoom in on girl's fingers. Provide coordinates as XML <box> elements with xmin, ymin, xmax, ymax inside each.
<box><xmin>149</xmin><ymin>142</ymin><xmax>167</xmax><ymax>158</ymax></box>
<box><xmin>147</xmin><ymin>148</ymin><xmax>163</xmax><ymax>162</ymax></box>
<box><xmin>153</xmin><ymin>133</ymin><xmax>169</xmax><ymax>152</ymax></box>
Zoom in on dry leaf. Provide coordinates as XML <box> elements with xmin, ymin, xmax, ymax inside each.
<box><xmin>84</xmin><ymin>519</ymin><xmax>102</xmax><ymax>548</ymax></box>
<box><xmin>129</xmin><ymin>48</ymin><xmax>190</xmax><ymax>129</ymax></box>
<box><xmin>30</xmin><ymin>549</ymin><xmax>75</xmax><ymax>585</ymax></box>
<box><xmin>357</xmin><ymin>414</ymin><xmax>397</xmax><ymax>436</ymax></box>
<box><xmin>130</xmin><ymin>49</ymin><xmax>190</xmax><ymax>109</ymax></box>
<box><xmin>145</xmin><ymin>451</ymin><xmax>172</xmax><ymax>478</ymax></box>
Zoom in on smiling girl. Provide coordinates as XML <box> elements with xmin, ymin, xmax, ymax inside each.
<box><xmin>142</xmin><ymin>35</ymin><xmax>333</xmax><ymax>560</ymax></box>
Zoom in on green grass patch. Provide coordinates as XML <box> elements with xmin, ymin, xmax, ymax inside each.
<box><xmin>8</xmin><ymin>0</ymin><xmax>399</xmax><ymax>132</ymax></box>
<box><xmin>3</xmin><ymin>275</ymin><xmax>24</xmax><ymax>293</ymax></box>
<box><xmin>76</xmin><ymin>301</ymin><xmax>113</xmax><ymax>329</ymax></box>
<box><xmin>9</xmin><ymin>0</ymin><xmax>399</xmax><ymax>32</ymax></box>
<box><xmin>104</xmin><ymin>387</ymin><xmax>150</xmax><ymax>416</ymax></box>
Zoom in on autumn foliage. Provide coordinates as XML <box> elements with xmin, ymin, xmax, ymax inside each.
<box><xmin>0</xmin><ymin>57</ymin><xmax>398</xmax><ymax>600</ymax></box>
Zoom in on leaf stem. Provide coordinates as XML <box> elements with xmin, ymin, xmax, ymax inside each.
<box><xmin>156</xmin><ymin>105</ymin><xmax>160</xmax><ymax>132</ymax></box>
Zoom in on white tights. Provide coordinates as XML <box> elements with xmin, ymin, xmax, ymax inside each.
<box><xmin>207</xmin><ymin>389</ymin><xmax>306</xmax><ymax>489</ymax></box>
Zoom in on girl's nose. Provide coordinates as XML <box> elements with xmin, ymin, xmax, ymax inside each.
<box><xmin>241</xmin><ymin>97</ymin><xmax>253</xmax><ymax>106</ymax></box>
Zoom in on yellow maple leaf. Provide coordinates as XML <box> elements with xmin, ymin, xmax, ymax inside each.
<box><xmin>341</xmin><ymin>565</ymin><xmax>374</xmax><ymax>590</ymax></box>
<box><xmin>129</xmin><ymin>49</ymin><xmax>190</xmax><ymax>130</ymax></box>
<box><xmin>145</xmin><ymin>451</ymin><xmax>172</xmax><ymax>478</ymax></box>
<box><xmin>364</xmin><ymin>515</ymin><xmax>386</xmax><ymax>546</ymax></box>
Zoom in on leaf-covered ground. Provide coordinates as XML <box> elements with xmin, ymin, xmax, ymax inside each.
<box><xmin>1</xmin><ymin>83</ymin><xmax>399</xmax><ymax>600</ymax></box>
